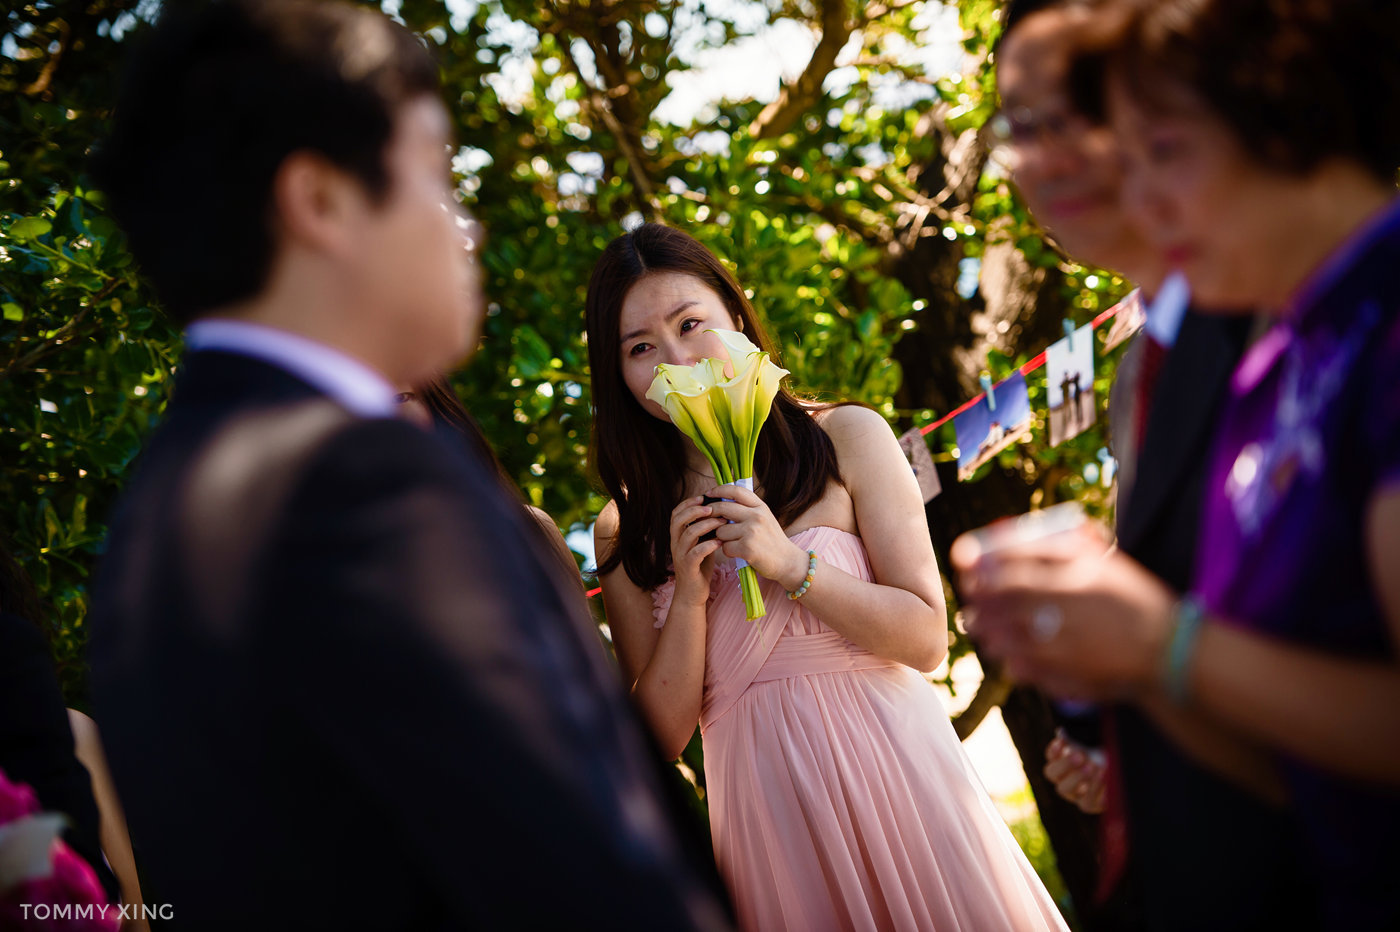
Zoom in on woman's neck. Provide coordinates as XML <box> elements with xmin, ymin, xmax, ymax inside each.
<box><xmin>1263</xmin><ymin>162</ymin><xmax>1398</xmax><ymax>312</ymax></box>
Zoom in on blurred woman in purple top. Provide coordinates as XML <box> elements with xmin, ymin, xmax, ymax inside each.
<box><xmin>952</xmin><ymin>0</ymin><xmax>1400</xmax><ymax>926</ymax></box>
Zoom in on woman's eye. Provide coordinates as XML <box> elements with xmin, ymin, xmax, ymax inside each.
<box><xmin>680</xmin><ymin>317</ymin><xmax>701</xmax><ymax>334</ymax></box>
<box><xmin>628</xmin><ymin>342</ymin><xmax>652</xmax><ymax>357</ymax></box>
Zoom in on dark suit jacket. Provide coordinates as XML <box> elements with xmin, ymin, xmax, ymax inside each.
<box><xmin>0</xmin><ymin>611</ymin><xmax>119</xmax><ymax>903</ymax></box>
<box><xmin>1111</xmin><ymin>313</ymin><xmax>1320</xmax><ymax>930</ymax></box>
<box><xmin>89</xmin><ymin>351</ymin><xmax>732</xmax><ymax>930</ymax></box>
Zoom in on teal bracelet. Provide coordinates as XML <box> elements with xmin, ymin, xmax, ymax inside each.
<box><xmin>1164</xmin><ymin>595</ymin><xmax>1206</xmax><ymax>704</ymax></box>
<box><xmin>788</xmin><ymin>550</ymin><xmax>818</xmax><ymax>600</ymax></box>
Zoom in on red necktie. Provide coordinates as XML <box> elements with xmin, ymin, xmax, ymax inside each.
<box><xmin>1134</xmin><ymin>335</ymin><xmax>1169</xmax><ymax>450</ymax></box>
<box><xmin>1095</xmin><ymin>712</ymin><xmax>1128</xmax><ymax>902</ymax></box>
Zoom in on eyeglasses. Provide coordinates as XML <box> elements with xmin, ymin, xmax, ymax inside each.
<box><xmin>984</xmin><ymin>102</ymin><xmax>1095</xmax><ymax>173</ymax></box>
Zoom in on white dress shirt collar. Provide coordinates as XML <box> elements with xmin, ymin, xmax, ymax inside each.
<box><xmin>1142</xmin><ymin>271</ymin><xmax>1191</xmax><ymax>349</ymax></box>
<box><xmin>184</xmin><ymin>319</ymin><xmax>398</xmax><ymax>419</ymax></box>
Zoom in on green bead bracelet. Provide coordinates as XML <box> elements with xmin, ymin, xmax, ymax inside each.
<box><xmin>788</xmin><ymin>549</ymin><xmax>818</xmax><ymax>600</ymax></box>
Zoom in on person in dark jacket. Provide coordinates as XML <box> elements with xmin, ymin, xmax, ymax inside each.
<box><xmin>87</xmin><ymin>2</ymin><xmax>733</xmax><ymax>928</ymax></box>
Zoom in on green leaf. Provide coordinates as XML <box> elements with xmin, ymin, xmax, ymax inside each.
<box><xmin>9</xmin><ymin>216</ymin><xmax>53</xmax><ymax>241</ymax></box>
<box><xmin>41</xmin><ymin>500</ymin><xmax>62</xmax><ymax>549</ymax></box>
<box><xmin>513</xmin><ymin>325</ymin><xmax>552</xmax><ymax>378</ymax></box>
<box><xmin>2</xmin><ymin>303</ymin><xmax>22</xmax><ymax>322</ymax></box>
<box><xmin>70</xmin><ymin>494</ymin><xmax>88</xmax><ymax>541</ymax></box>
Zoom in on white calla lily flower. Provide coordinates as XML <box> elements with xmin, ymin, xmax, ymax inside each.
<box><xmin>644</xmin><ymin>328</ymin><xmax>789</xmax><ymax>621</ymax></box>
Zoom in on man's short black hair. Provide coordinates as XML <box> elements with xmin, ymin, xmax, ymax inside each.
<box><xmin>93</xmin><ymin>0</ymin><xmax>441</xmax><ymax>326</ymax></box>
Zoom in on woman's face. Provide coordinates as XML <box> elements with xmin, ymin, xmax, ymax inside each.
<box><xmin>1110</xmin><ymin>77</ymin><xmax>1310</xmax><ymax>311</ymax></box>
<box><xmin>617</xmin><ymin>271</ymin><xmax>741</xmax><ymax>421</ymax></box>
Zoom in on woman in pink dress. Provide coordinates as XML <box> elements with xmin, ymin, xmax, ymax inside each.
<box><xmin>587</xmin><ymin>223</ymin><xmax>1067</xmax><ymax>931</ymax></box>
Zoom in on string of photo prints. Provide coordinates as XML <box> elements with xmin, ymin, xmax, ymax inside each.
<box><xmin>898</xmin><ymin>290</ymin><xmax>1144</xmax><ymax>502</ymax></box>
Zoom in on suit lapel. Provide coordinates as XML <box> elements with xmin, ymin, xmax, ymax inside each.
<box><xmin>1118</xmin><ymin>314</ymin><xmax>1243</xmax><ymax>551</ymax></box>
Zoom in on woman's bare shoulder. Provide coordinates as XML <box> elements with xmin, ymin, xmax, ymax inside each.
<box><xmin>812</xmin><ymin>403</ymin><xmax>893</xmax><ymax>445</ymax></box>
<box><xmin>595</xmin><ymin>499</ymin><xmax>620</xmax><ymax>540</ymax></box>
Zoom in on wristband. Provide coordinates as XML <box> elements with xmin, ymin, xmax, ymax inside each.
<box><xmin>1164</xmin><ymin>595</ymin><xmax>1206</xmax><ymax>704</ymax></box>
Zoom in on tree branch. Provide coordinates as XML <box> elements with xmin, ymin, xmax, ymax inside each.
<box><xmin>556</xmin><ymin>37</ymin><xmax>660</xmax><ymax>214</ymax></box>
<box><xmin>951</xmin><ymin>663</ymin><xmax>1013</xmax><ymax>740</ymax></box>
<box><xmin>551</xmin><ymin>4</ymin><xmax>664</xmax><ymax>216</ymax></box>
<box><xmin>860</xmin><ymin>0</ymin><xmax>924</xmax><ymax>21</ymax></box>
<box><xmin>1</xmin><ymin>307</ymin><xmax>94</xmax><ymax>384</ymax></box>
<box><xmin>748</xmin><ymin>0</ymin><xmax>853</xmax><ymax>140</ymax></box>
<box><xmin>23</xmin><ymin>18</ymin><xmax>73</xmax><ymax>98</ymax></box>
<box><xmin>0</xmin><ymin>278</ymin><xmax>120</xmax><ymax>384</ymax></box>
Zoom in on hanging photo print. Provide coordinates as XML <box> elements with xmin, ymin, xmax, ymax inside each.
<box><xmin>954</xmin><ymin>372</ymin><xmax>1032</xmax><ymax>481</ymax></box>
<box><xmin>898</xmin><ymin>427</ymin><xmax>943</xmax><ymax>503</ymax></box>
<box><xmin>1099</xmin><ymin>290</ymin><xmax>1145</xmax><ymax>352</ymax></box>
<box><xmin>1045</xmin><ymin>323</ymin><xmax>1097</xmax><ymax>446</ymax></box>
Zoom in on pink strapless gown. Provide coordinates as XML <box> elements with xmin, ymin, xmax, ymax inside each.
<box><xmin>652</xmin><ymin>526</ymin><xmax>1069</xmax><ymax>931</ymax></box>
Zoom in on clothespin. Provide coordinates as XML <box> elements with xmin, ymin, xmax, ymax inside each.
<box><xmin>1064</xmin><ymin>319</ymin><xmax>1075</xmax><ymax>352</ymax></box>
<box><xmin>979</xmin><ymin>373</ymin><xmax>996</xmax><ymax>412</ymax></box>
<box><xmin>1097</xmin><ymin>446</ymin><xmax>1116</xmax><ymax>488</ymax></box>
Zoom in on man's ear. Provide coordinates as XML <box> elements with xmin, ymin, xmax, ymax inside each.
<box><xmin>270</xmin><ymin>151</ymin><xmax>366</xmax><ymax>256</ymax></box>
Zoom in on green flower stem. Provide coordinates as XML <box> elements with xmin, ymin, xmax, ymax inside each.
<box><xmin>739</xmin><ymin>565</ymin><xmax>766</xmax><ymax>621</ymax></box>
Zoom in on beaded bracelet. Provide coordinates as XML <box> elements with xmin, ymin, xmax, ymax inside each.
<box><xmin>1163</xmin><ymin>595</ymin><xmax>1206</xmax><ymax>704</ymax></box>
<box><xmin>788</xmin><ymin>549</ymin><xmax>818</xmax><ymax>600</ymax></box>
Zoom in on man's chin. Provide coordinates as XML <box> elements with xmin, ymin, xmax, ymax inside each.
<box><xmin>432</xmin><ymin>338</ymin><xmax>477</xmax><ymax>376</ymax></box>
<box><xmin>433</xmin><ymin>309</ymin><xmax>485</xmax><ymax>372</ymax></box>
<box><xmin>401</xmin><ymin>337</ymin><xmax>476</xmax><ymax>389</ymax></box>
<box><xmin>455</xmin><ymin>321</ymin><xmax>484</xmax><ymax>366</ymax></box>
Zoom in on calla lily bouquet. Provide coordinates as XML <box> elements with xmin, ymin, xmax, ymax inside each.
<box><xmin>647</xmin><ymin>329</ymin><xmax>789</xmax><ymax>622</ymax></box>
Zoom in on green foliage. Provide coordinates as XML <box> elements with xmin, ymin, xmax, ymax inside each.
<box><xmin>1</xmin><ymin>187</ymin><xmax>177</xmax><ymax>701</ymax></box>
<box><xmin>3</xmin><ymin>1</ymin><xmax>1124</xmax><ymax>732</ymax></box>
<box><xmin>4</xmin><ymin>0</ymin><xmax>177</xmax><ymax>697</ymax></box>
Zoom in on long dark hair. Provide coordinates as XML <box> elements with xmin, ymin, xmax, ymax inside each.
<box><xmin>586</xmin><ymin>223</ymin><xmax>844</xmax><ymax>591</ymax></box>
<box><xmin>411</xmin><ymin>375</ymin><xmax>516</xmax><ymax>493</ymax></box>
<box><xmin>410</xmin><ymin>375</ymin><xmax>584</xmax><ymax>592</ymax></box>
